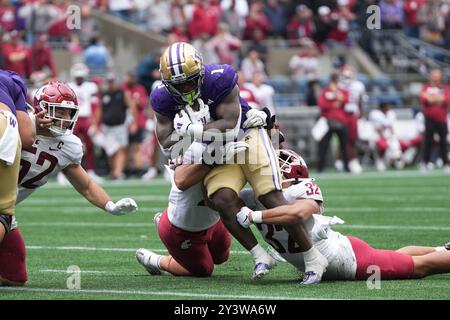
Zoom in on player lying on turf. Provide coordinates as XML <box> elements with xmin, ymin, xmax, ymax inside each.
<box><xmin>0</xmin><ymin>81</ymin><xmax>138</xmax><ymax>286</ymax></box>
<box><xmin>0</xmin><ymin>70</ymin><xmax>39</xmax><ymax>246</ymax></box>
<box><xmin>152</xmin><ymin>42</ymin><xmax>327</xmax><ymax>283</ymax></box>
<box><xmin>236</xmin><ymin>149</ymin><xmax>450</xmax><ymax>282</ymax></box>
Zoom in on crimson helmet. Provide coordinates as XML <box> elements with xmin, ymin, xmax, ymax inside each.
<box><xmin>277</xmin><ymin>149</ymin><xmax>309</xmax><ymax>183</ymax></box>
<box><xmin>33</xmin><ymin>81</ymin><xmax>79</xmax><ymax>136</ymax></box>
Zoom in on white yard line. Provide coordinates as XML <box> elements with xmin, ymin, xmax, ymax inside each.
<box><xmin>0</xmin><ymin>286</ymin><xmax>334</xmax><ymax>300</ymax></box>
<box><xmin>39</xmin><ymin>269</ymin><xmax>111</xmax><ymax>274</ymax></box>
<box><xmin>26</xmin><ymin>245</ymin><xmax>249</xmax><ymax>255</ymax></box>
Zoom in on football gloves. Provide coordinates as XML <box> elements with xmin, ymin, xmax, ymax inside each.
<box><xmin>243</xmin><ymin>109</ymin><xmax>267</xmax><ymax>128</ymax></box>
<box><xmin>105</xmin><ymin>198</ymin><xmax>138</xmax><ymax>216</ymax></box>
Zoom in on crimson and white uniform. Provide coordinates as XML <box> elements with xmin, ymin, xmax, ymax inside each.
<box><xmin>17</xmin><ymin>134</ymin><xmax>83</xmax><ymax>204</ymax></box>
<box><xmin>340</xmin><ymin>80</ymin><xmax>365</xmax><ymax>116</ymax></box>
<box><xmin>240</xmin><ymin>179</ymin><xmax>414</xmax><ymax>281</ymax></box>
<box><xmin>67</xmin><ymin>81</ymin><xmax>98</xmax><ymax>118</ymax></box>
<box><xmin>157</xmin><ymin>142</ymin><xmax>231</xmax><ymax>276</ymax></box>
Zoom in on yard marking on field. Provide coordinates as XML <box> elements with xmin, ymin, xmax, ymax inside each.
<box><xmin>39</xmin><ymin>269</ymin><xmax>111</xmax><ymax>274</ymax></box>
<box><xmin>27</xmin><ymin>245</ymin><xmax>250</xmax><ymax>255</ymax></box>
<box><xmin>0</xmin><ymin>287</ymin><xmax>336</xmax><ymax>300</ymax></box>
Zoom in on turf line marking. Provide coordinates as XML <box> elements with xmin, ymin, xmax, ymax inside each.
<box><xmin>39</xmin><ymin>269</ymin><xmax>110</xmax><ymax>274</ymax></box>
<box><xmin>27</xmin><ymin>245</ymin><xmax>250</xmax><ymax>255</ymax></box>
<box><xmin>0</xmin><ymin>286</ymin><xmax>336</xmax><ymax>300</ymax></box>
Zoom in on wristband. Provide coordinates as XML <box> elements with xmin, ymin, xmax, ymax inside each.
<box><xmin>104</xmin><ymin>201</ymin><xmax>115</xmax><ymax>212</ymax></box>
<box><xmin>251</xmin><ymin>211</ymin><xmax>263</xmax><ymax>224</ymax></box>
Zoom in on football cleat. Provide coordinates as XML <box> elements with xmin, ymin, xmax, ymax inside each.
<box><xmin>135</xmin><ymin>248</ymin><xmax>163</xmax><ymax>276</ymax></box>
<box><xmin>444</xmin><ymin>242</ymin><xmax>450</xmax><ymax>251</ymax></box>
<box><xmin>252</xmin><ymin>262</ymin><xmax>271</xmax><ymax>280</ymax></box>
<box><xmin>299</xmin><ymin>271</ymin><xmax>322</xmax><ymax>285</ymax></box>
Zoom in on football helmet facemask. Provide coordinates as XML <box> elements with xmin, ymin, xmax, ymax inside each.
<box><xmin>277</xmin><ymin>149</ymin><xmax>309</xmax><ymax>183</ymax></box>
<box><xmin>160</xmin><ymin>42</ymin><xmax>205</xmax><ymax>106</ymax></box>
<box><xmin>33</xmin><ymin>81</ymin><xmax>79</xmax><ymax>136</ymax></box>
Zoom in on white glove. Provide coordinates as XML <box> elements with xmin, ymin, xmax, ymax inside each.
<box><xmin>220</xmin><ymin>141</ymin><xmax>248</xmax><ymax>163</ymax></box>
<box><xmin>236</xmin><ymin>206</ymin><xmax>253</xmax><ymax>228</ymax></box>
<box><xmin>105</xmin><ymin>198</ymin><xmax>138</xmax><ymax>216</ymax></box>
<box><xmin>243</xmin><ymin>109</ymin><xmax>267</xmax><ymax>128</ymax></box>
<box><xmin>173</xmin><ymin>109</ymin><xmax>193</xmax><ymax>136</ymax></box>
<box><xmin>185</xmin><ymin>99</ymin><xmax>211</xmax><ymax>124</ymax></box>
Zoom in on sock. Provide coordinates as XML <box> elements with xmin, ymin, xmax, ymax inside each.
<box><xmin>303</xmin><ymin>247</ymin><xmax>322</xmax><ymax>266</ymax></box>
<box><xmin>250</xmin><ymin>244</ymin><xmax>269</xmax><ymax>262</ymax></box>
<box><xmin>149</xmin><ymin>253</ymin><xmax>163</xmax><ymax>270</ymax></box>
<box><xmin>435</xmin><ymin>246</ymin><xmax>446</xmax><ymax>252</ymax></box>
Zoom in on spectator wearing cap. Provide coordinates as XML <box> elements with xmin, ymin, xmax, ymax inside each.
<box><xmin>317</xmin><ymin>73</ymin><xmax>350</xmax><ymax>173</ymax></box>
<box><xmin>2</xmin><ymin>30</ymin><xmax>31</xmax><ymax>78</ymax></box>
<box><xmin>68</xmin><ymin>63</ymin><xmax>102</xmax><ymax>183</ymax></box>
<box><xmin>209</xmin><ymin>23</ymin><xmax>241</xmax><ymax>66</ymax></box>
<box><xmin>83</xmin><ymin>35</ymin><xmax>112</xmax><ymax>76</ymax></box>
<box><xmin>312</xmin><ymin>6</ymin><xmax>336</xmax><ymax>51</ymax></box>
<box><xmin>99</xmin><ymin>74</ymin><xmax>137</xmax><ymax>180</ymax></box>
<box><xmin>122</xmin><ymin>70</ymin><xmax>149</xmax><ymax>177</ymax></box>
<box><xmin>30</xmin><ymin>34</ymin><xmax>57</xmax><ymax>78</ymax></box>
<box><xmin>419</xmin><ymin>68</ymin><xmax>450</xmax><ymax>172</ymax></box>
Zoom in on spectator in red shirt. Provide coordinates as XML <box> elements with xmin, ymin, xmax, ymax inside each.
<box><xmin>403</xmin><ymin>0</ymin><xmax>424</xmax><ymax>38</ymax></box>
<box><xmin>0</xmin><ymin>1</ymin><xmax>16</xmax><ymax>32</ymax></box>
<box><xmin>243</xmin><ymin>1</ymin><xmax>271</xmax><ymax>41</ymax></box>
<box><xmin>419</xmin><ymin>68</ymin><xmax>450</xmax><ymax>171</ymax></box>
<box><xmin>317</xmin><ymin>73</ymin><xmax>350</xmax><ymax>173</ymax></box>
<box><xmin>188</xmin><ymin>1</ymin><xmax>221</xmax><ymax>39</ymax></box>
<box><xmin>30</xmin><ymin>34</ymin><xmax>57</xmax><ymax>78</ymax></box>
<box><xmin>287</xmin><ymin>5</ymin><xmax>315</xmax><ymax>47</ymax></box>
<box><xmin>2</xmin><ymin>30</ymin><xmax>30</xmax><ymax>78</ymax></box>
<box><xmin>123</xmin><ymin>70</ymin><xmax>149</xmax><ymax>177</ymax></box>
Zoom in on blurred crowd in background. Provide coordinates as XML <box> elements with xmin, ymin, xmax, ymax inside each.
<box><xmin>1</xmin><ymin>0</ymin><xmax>449</xmax><ymax>181</ymax></box>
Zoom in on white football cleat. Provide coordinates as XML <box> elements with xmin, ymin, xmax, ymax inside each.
<box><xmin>135</xmin><ymin>248</ymin><xmax>163</xmax><ymax>275</ymax></box>
<box><xmin>252</xmin><ymin>251</ymin><xmax>277</xmax><ymax>280</ymax></box>
<box><xmin>153</xmin><ymin>212</ymin><xmax>163</xmax><ymax>225</ymax></box>
<box><xmin>301</xmin><ymin>251</ymin><xmax>328</xmax><ymax>285</ymax></box>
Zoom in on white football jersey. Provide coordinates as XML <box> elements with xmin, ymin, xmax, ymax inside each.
<box><xmin>166</xmin><ymin>142</ymin><xmax>220</xmax><ymax>232</ymax></box>
<box><xmin>240</xmin><ymin>180</ymin><xmax>357</xmax><ymax>280</ymax></box>
<box><xmin>341</xmin><ymin>80</ymin><xmax>366</xmax><ymax>115</ymax></box>
<box><xmin>17</xmin><ymin>134</ymin><xmax>83</xmax><ymax>204</ymax></box>
<box><xmin>67</xmin><ymin>81</ymin><xmax>98</xmax><ymax>118</ymax></box>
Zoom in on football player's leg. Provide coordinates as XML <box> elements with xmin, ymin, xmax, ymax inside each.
<box><xmin>396</xmin><ymin>246</ymin><xmax>439</xmax><ymax>256</ymax></box>
<box><xmin>205</xmin><ymin>164</ymin><xmax>276</xmax><ymax>278</ymax></box>
<box><xmin>207</xmin><ymin>220</ymin><xmax>232</xmax><ymax>265</ymax></box>
<box><xmin>412</xmin><ymin>251</ymin><xmax>450</xmax><ymax>278</ymax></box>
<box><xmin>243</xmin><ymin>128</ymin><xmax>327</xmax><ymax>284</ymax></box>
<box><xmin>0</xmin><ymin>229</ymin><xmax>27</xmax><ymax>286</ymax></box>
<box><xmin>0</xmin><ymin>112</ymin><xmax>21</xmax><ymax>242</ymax></box>
<box><xmin>348</xmin><ymin>236</ymin><xmax>415</xmax><ymax>280</ymax></box>
<box><xmin>157</xmin><ymin>209</ymin><xmax>215</xmax><ymax>277</ymax></box>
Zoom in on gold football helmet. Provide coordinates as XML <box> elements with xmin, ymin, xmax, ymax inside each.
<box><xmin>160</xmin><ymin>42</ymin><xmax>204</xmax><ymax>105</ymax></box>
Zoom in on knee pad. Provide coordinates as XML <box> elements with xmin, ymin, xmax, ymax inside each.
<box><xmin>0</xmin><ymin>229</ymin><xmax>27</xmax><ymax>284</ymax></box>
<box><xmin>0</xmin><ymin>214</ymin><xmax>12</xmax><ymax>235</ymax></box>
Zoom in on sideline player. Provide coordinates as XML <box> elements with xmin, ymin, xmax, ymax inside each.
<box><xmin>0</xmin><ymin>81</ymin><xmax>138</xmax><ymax>286</ymax></box>
<box><xmin>237</xmin><ymin>149</ymin><xmax>450</xmax><ymax>282</ymax></box>
<box><xmin>152</xmin><ymin>42</ymin><xmax>328</xmax><ymax>283</ymax></box>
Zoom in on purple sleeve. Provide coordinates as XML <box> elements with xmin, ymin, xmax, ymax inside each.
<box><xmin>209</xmin><ymin>64</ymin><xmax>238</xmax><ymax>103</ymax></box>
<box><xmin>10</xmin><ymin>72</ymin><xmax>28</xmax><ymax>113</ymax></box>
<box><xmin>150</xmin><ymin>86</ymin><xmax>178</xmax><ymax>119</ymax></box>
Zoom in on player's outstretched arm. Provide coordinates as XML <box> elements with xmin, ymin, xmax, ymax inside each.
<box><xmin>237</xmin><ymin>200</ymin><xmax>320</xmax><ymax>227</ymax></box>
<box><xmin>174</xmin><ymin>164</ymin><xmax>210</xmax><ymax>191</ymax></box>
<box><xmin>63</xmin><ymin>164</ymin><xmax>138</xmax><ymax>215</ymax></box>
<box><xmin>155</xmin><ymin>112</ymin><xmax>179</xmax><ymax>150</ymax></box>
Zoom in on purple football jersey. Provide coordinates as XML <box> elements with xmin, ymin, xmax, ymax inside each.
<box><xmin>151</xmin><ymin>64</ymin><xmax>250</xmax><ymax>128</ymax></box>
<box><xmin>0</xmin><ymin>70</ymin><xmax>28</xmax><ymax>115</ymax></box>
